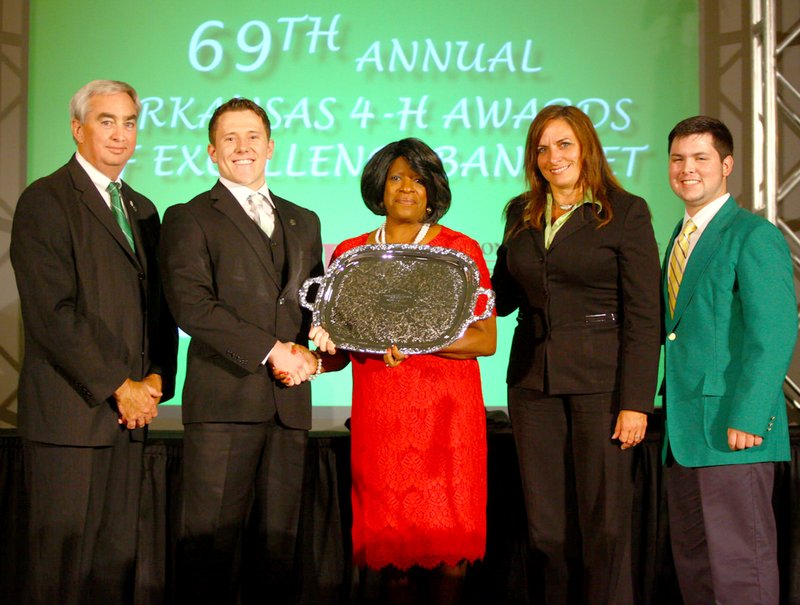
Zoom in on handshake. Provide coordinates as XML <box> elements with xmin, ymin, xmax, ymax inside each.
<box><xmin>268</xmin><ymin>341</ymin><xmax>321</xmax><ymax>387</ymax></box>
<box><xmin>268</xmin><ymin>326</ymin><xmax>337</xmax><ymax>386</ymax></box>
<box><xmin>268</xmin><ymin>326</ymin><xmax>406</xmax><ymax>387</ymax></box>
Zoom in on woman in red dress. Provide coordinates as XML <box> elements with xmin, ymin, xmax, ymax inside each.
<box><xmin>310</xmin><ymin>138</ymin><xmax>496</xmax><ymax>604</ymax></box>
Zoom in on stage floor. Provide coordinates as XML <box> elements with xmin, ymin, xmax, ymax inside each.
<box><xmin>1</xmin><ymin>412</ymin><xmax>799</xmax><ymax>604</ymax></box>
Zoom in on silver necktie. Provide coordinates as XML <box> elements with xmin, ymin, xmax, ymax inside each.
<box><xmin>247</xmin><ymin>193</ymin><xmax>274</xmax><ymax>237</ymax></box>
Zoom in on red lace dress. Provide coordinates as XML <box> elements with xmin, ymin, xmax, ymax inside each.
<box><xmin>331</xmin><ymin>226</ymin><xmax>490</xmax><ymax>570</ymax></box>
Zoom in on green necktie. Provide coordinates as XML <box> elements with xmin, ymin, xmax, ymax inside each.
<box><xmin>107</xmin><ymin>181</ymin><xmax>135</xmax><ymax>252</ymax></box>
<box><xmin>667</xmin><ymin>219</ymin><xmax>697</xmax><ymax>317</ymax></box>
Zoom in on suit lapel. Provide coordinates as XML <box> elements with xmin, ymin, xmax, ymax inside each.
<box><xmin>663</xmin><ymin>220</ymin><xmax>682</xmax><ymax>331</ymax></box>
<box><xmin>670</xmin><ymin>198</ymin><xmax>739</xmax><ymax>325</ymax></box>
<box><xmin>547</xmin><ymin>204</ymin><xmax>593</xmax><ymax>252</ymax></box>
<box><xmin>527</xmin><ymin>224</ymin><xmax>546</xmax><ymax>257</ymax></box>
<box><xmin>210</xmin><ymin>181</ymin><xmax>281</xmax><ymax>288</ymax></box>
<box><xmin>68</xmin><ymin>157</ymin><xmax>142</xmax><ymax>269</ymax></box>
<box><xmin>120</xmin><ymin>184</ymin><xmax>148</xmax><ymax>273</ymax></box>
<box><xmin>272</xmin><ymin>193</ymin><xmax>303</xmax><ymax>294</ymax></box>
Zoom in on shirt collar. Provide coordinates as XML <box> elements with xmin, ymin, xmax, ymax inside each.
<box><xmin>544</xmin><ymin>190</ymin><xmax>602</xmax><ymax>220</ymax></box>
<box><xmin>75</xmin><ymin>151</ymin><xmax>118</xmax><ymax>192</ymax></box>
<box><xmin>543</xmin><ymin>191</ymin><xmax>603</xmax><ymax>249</ymax></box>
<box><xmin>683</xmin><ymin>193</ymin><xmax>730</xmax><ymax>231</ymax></box>
<box><xmin>218</xmin><ymin>176</ymin><xmax>273</xmax><ymax>208</ymax></box>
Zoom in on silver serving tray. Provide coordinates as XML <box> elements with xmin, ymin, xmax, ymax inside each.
<box><xmin>299</xmin><ymin>244</ymin><xmax>495</xmax><ymax>354</ymax></box>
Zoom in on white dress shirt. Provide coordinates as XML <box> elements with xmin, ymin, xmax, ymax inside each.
<box><xmin>670</xmin><ymin>193</ymin><xmax>730</xmax><ymax>264</ymax></box>
<box><xmin>75</xmin><ymin>152</ymin><xmax>130</xmax><ymax>218</ymax></box>
<box><xmin>218</xmin><ymin>177</ymin><xmax>274</xmax><ymax>232</ymax></box>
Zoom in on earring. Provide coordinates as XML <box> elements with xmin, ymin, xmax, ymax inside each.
<box><xmin>426</xmin><ymin>207</ymin><xmax>432</xmax><ymax>214</ymax></box>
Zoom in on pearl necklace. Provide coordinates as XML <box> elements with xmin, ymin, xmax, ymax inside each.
<box><xmin>376</xmin><ymin>221</ymin><xmax>430</xmax><ymax>245</ymax></box>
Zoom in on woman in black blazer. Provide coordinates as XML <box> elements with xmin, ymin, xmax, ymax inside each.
<box><xmin>492</xmin><ymin>105</ymin><xmax>661</xmax><ymax>605</ymax></box>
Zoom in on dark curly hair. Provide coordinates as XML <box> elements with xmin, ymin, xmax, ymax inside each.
<box><xmin>360</xmin><ymin>138</ymin><xmax>451</xmax><ymax>224</ymax></box>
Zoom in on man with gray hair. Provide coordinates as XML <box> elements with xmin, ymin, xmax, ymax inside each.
<box><xmin>10</xmin><ymin>79</ymin><xmax>177</xmax><ymax>605</ymax></box>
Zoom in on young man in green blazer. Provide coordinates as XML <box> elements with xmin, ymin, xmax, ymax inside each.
<box><xmin>662</xmin><ymin>116</ymin><xmax>796</xmax><ymax>605</ymax></box>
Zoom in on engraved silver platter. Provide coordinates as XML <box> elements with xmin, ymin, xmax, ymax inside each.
<box><xmin>299</xmin><ymin>244</ymin><xmax>495</xmax><ymax>354</ymax></box>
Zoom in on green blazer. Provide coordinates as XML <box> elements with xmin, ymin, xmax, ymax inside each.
<box><xmin>662</xmin><ymin>197</ymin><xmax>796</xmax><ymax>467</ymax></box>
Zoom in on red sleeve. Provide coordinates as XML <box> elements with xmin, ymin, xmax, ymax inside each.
<box><xmin>448</xmin><ymin>231</ymin><xmax>494</xmax><ymax>317</ymax></box>
<box><xmin>331</xmin><ymin>233</ymin><xmax>369</xmax><ymax>263</ymax></box>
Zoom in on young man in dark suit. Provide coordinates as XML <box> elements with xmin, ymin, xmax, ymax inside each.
<box><xmin>160</xmin><ymin>97</ymin><xmax>323</xmax><ymax>604</ymax></box>
<box><xmin>10</xmin><ymin>79</ymin><xmax>178</xmax><ymax>605</ymax></box>
<box><xmin>662</xmin><ymin>116</ymin><xmax>797</xmax><ymax>604</ymax></box>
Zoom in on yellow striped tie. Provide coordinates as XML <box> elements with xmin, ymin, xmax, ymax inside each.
<box><xmin>667</xmin><ymin>219</ymin><xmax>697</xmax><ymax>317</ymax></box>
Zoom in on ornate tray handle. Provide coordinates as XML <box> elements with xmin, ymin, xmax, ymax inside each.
<box><xmin>299</xmin><ymin>276</ymin><xmax>324</xmax><ymax>312</ymax></box>
<box><xmin>472</xmin><ymin>288</ymin><xmax>496</xmax><ymax>322</ymax></box>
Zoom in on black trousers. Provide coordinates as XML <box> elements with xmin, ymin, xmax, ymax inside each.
<box><xmin>665</xmin><ymin>460</ymin><xmax>779</xmax><ymax>605</ymax></box>
<box><xmin>508</xmin><ymin>388</ymin><xmax>636</xmax><ymax>605</ymax></box>
<box><xmin>178</xmin><ymin>419</ymin><xmax>308</xmax><ymax>605</ymax></box>
<box><xmin>23</xmin><ymin>430</ymin><xmax>144</xmax><ymax>605</ymax></box>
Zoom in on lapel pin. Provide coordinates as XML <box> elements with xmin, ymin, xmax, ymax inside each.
<box><xmin>128</xmin><ymin>200</ymin><xmax>137</xmax><ymax>212</ymax></box>
<box><xmin>289</xmin><ymin>218</ymin><xmax>296</xmax><ymax>226</ymax></box>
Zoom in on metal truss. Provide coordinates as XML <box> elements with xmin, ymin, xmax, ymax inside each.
<box><xmin>0</xmin><ymin>0</ymin><xmax>28</xmax><ymax>427</ymax></box>
<box><xmin>752</xmin><ymin>0</ymin><xmax>800</xmax><ymax>409</ymax></box>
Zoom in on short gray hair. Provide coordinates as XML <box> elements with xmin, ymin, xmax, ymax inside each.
<box><xmin>69</xmin><ymin>80</ymin><xmax>141</xmax><ymax>123</ymax></box>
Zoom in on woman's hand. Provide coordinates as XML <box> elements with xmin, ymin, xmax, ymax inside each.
<box><xmin>383</xmin><ymin>344</ymin><xmax>407</xmax><ymax>368</ymax></box>
<box><xmin>612</xmin><ymin>410</ymin><xmax>648</xmax><ymax>450</ymax></box>
<box><xmin>309</xmin><ymin>325</ymin><xmax>337</xmax><ymax>355</ymax></box>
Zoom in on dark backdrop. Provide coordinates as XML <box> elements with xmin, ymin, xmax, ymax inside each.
<box><xmin>1</xmin><ymin>411</ymin><xmax>799</xmax><ymax>605</ymax></box>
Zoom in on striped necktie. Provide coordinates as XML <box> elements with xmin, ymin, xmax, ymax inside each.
<box><xmin>107</xmin><ymin>181</ymin><xmax>135</xmax><ymax>252</ymax></box>
<box><xmin>248</xmin><ymin>193</ymin><xmax>275</xmax><ymax>237</ymax></box>
<box><xmin>667</xmin><ymin>219</ymin><xmax>697</xmax><ymax>317</ymax></box>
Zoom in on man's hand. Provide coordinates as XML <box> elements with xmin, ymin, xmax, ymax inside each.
<box><xmin>114</xmin><ymin>377</ymin><xmax>161</xmax><ymax>429</ymax></box>
<box><xmin>269</xmin><ymin>341</ymin><xmax>315</xmax><ymax>386</ymax></box>
<box><xmin>728</xmin><ymin>428</ymin><xmax>764</xmax><ymax>450</ymax></box>
<box><xmin>142</xmin><ymin>373</ymin><xmax>163</xmax><ymax>404</ymax></box>
<box><xmin>612</xmin><ymin>410</ymin><xmax>648</xmax><ymax>450</ymax></box>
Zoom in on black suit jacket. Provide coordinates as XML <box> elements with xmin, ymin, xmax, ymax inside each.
<box><xmin>492</xmin><ymin>190</ymin><xmax>661</xmax><ymax>411</ymax></box>
<box><xmin>159</xmin><ymin>181</ymin><xmax>323</xmax><ymax>429</ymax></box>
<box><xmin>10</xmin><ymin>155</ymin><xmax>178</xmax><ymax>446</ymax></box>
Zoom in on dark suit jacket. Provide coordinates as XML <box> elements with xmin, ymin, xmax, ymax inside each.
<box><xmin>492</xmin><ymin>190</ymin><xmax>661</xmax><ymax>411</ymax></box>
<box><xmin>159</xmin><ymin>181</ymin><xmax>323</xmax><ymax>429</ymax></box>
<box><xmin>10</xmin><ymin>155</ymin><xmax>178</xmax><ymax>446</ymax></box>
<box><xmin>662</xmin><ymin>197</ymin><xmax>796</xmax><ymax>466</ymax></box>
